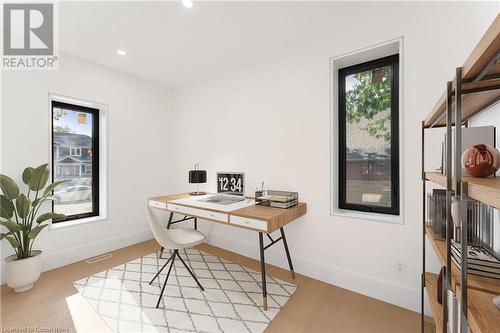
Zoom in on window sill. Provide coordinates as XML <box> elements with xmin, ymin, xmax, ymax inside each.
<box><xmin>50</xmin><ymin>215</ymin><xmax>107</xmax><ymax>231</ymax></box>
<box><xmin>331</xmin><ymin>208</ymin><xmax>403</xmax><ymax>225</ymax></box>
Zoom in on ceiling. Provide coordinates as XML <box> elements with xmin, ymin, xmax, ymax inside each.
<box><xmin>60</xmin><ymin>1</ymin><xmax>360</xmax><ymax>87</ymax></box>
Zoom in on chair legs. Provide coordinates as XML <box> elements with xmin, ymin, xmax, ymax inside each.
<box><xmin>156</xmin><ymin>250</ymin><xmax>177</xmax><ymax>309</ymax></box>
<box><xmin>149</xmin><ymin>251</ymin><xmax>174</xmax><ymax>285</ymax></box>
<box><xmin>154</xmin><ymin>249</ymin><xmax>204</xmax><ymax>308</ymax></box>
<box><xmin>177</xmin><ymin>251</ymin><xmax>205</xmax><ymax>291</ymax></box>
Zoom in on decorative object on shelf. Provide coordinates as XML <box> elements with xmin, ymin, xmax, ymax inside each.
<box><xmin>447</xmin><ymin>290</ymin><xmax>459</xmax><ymax>333</ymax></box>
<box><xmin>448</xmin><ymin>195</ymin><xmax>495</xmax><ymax>251</ymax></box>
<box><xmin>437</xmin><ymin>267</ymin><xmax>445</xmax><ymax>304</ymax></box>
<box><xmin>451</xmin><ymin>195</ymin><xmax>460</xmax><ymax>240</ymax></box>
<box><xmin>443</xmin><ymin>126</ymin><xmax>495</xmax><ymax>177</ymax></box>
<box><xmin>256</xmin><ymin>190</ymin><xmax>298</xmax><ymax>209</ymax></box>
<box><xmin>188</xmin><ymin>163</ymin><xmax>207</xmax><ymax>196</ymax></box>
<box><xmin>1</xmin><ymin>164</ymin><xmax>67</xmax><ymax>292</ymax></box>
<box><xmin>426</xmin><ymin>189</ymin><xmax>447</xmax><ymax>239</ymax></box>
<box><xmin>461</xmin><ymin>144</ymin><xmax>500</xmax><ymax>178</ymax></box>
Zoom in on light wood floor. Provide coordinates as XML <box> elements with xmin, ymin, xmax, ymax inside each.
<box><xmin>1</xmin><ymin>240</ymin><xmax>434</xmax><ymax>332</ymax></box>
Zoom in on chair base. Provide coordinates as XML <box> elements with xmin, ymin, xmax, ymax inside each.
<box><xmin>151</xmin><ymin>249</ymin><xmax>204</xmax><ymax>308</ymax></box>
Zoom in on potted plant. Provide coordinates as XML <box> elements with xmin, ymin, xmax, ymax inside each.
<box><xmin>0</xmin><ymin>164</ymin><xmax>67</xmax><ymax>292</ymax></box>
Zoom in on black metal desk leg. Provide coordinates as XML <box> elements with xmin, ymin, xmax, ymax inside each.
<box><xmin>166</xmin><ymin>212</ymin><xmax>174</xmax><ymax>229</ymax></box>
<box><xmin>259</xmin><ymin>232</ymin><xmax>268</xmax><ymax>310</ymax></box>
<box><xmin>194</xmin><ymin>217</ymin><xmax>198</xmax><ymax>230</ymax></box>
<box><xmin>280</xmin><ymin>227</ymin><xmax>295</xmax><ymax>279</ymax></box>
<box><xmin>160</xmin><ymin>212</ymin><xmax>174</xmax><ymax>259</ymax></box>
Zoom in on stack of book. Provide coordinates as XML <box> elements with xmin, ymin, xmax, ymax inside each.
<box><xmin>451</xmin><ymin>241</ymin><xmax>500</xmax><ymax>279</ymax></box>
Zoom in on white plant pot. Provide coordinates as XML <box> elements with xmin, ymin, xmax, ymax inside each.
<box><xmin>5</xmin><ymin>250</ymin><xmax>42</xmax><ymax>293</ymax></box>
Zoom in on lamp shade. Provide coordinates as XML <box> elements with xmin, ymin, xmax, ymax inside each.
<box><xmin>189</xmin><ymin>169</ymin><xmax>206</xmax><ymax>183</ymax></box>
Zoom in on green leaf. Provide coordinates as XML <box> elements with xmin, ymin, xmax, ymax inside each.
<box><xmin>0</xmin><ymin>232</ymin><xmax>13</xmax><ymax>240</ymax></box>
<box><xmin>345</xmin><ymin>69</ymin><xmax>392</xmax><ymax>144</ymax></box>
<box><xmin>43</xmin><ymin>180</ymin><xmax>69</xmax><ymax>196</ymax></box>
<box><xmin>32</xmin><ymin>196</ymin><xmax>56</xmax><ymax>208</ymax></box>
<box><xmin>28</xmin><ymin>224</ymin><xmax>48</xmax><ymax>239</ymax></box>
<box><xmin>0</xmin><ymin>220</ymin><xmax>22</xmax><ymax>233</ymax></box>
<box><xmin>22</xmin><ymin>167</ymin><xmax>34</xmax><ymax>185</ymax></box>
<box><xmin>36</xmin><ymin>212</ymin><xmax>65</xmax><ymax>223</ymax></box>
<box><xmin>15</xmin><ymin>194</ymin><xmax>31</xmax><ymax>219</ymax></box>
<box><xmin>4</xmin><ymin>235</ymin><xmax>19</xmax><ymax>248</ymax></box>
<box><xmin>0</xmin><ymin>174</ymin><xmax>19</xmax><ymax>200</ymax></box>
<box><xmin>27</xmin><ymin>164</ymin><xmax>49</xmax><ymax>191</ymax></box>
<box><xmin>0</xmin><ymin>195</ymin><xmax>14</xmax><ymax>219</ymax></box>
<box><xmin>33</xmin><ymin>197</ymin><xmax>54</xmax><ymax>207</ymax></box>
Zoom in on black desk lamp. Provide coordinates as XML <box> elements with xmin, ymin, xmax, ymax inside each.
<box><xmin>189</xmin><ymin>164</ymin><xmax>207</xmax><ymax>196</ymax></box>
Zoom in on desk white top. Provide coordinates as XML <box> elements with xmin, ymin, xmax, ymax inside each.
<box><xmin>169</xmin><ymin>194</ymin><xmax>256</xmax><ymax>212</ymax></box>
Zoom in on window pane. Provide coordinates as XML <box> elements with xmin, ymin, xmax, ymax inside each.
<box><xmin>344</xmin><ymin>64</ymin><xmax>392</xmax><ymax>208</ymax></box>
<box><xmin>52</xmin><ymin>107</ymin><xmax>94</xmax><ymax>217</ymax></box>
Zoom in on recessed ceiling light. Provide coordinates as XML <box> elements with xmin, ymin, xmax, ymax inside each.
<box><xmin>182</xmin><ymin>0</ymin><xmax>193</xmax><ymax>8</ymax></box>
<box><xmin>116</xmin><ymin>49</ymin><xmax>127</xmax><ymax>56</ymax></box>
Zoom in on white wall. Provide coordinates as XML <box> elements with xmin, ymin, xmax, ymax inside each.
<box><xmin>169</xmin><ymin>2</ymin><xmax>498</xmax><ymax>313</ymax></box>
<box><xmin>0</xmin><ymin>53</ymin><xmax>172</xmax><ymax>282</ymax></box>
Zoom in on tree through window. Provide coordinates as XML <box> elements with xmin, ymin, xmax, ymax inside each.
<box><xmin>338</xmin><ymin>54</ymin><xmax>399</xmax><ymax>215</ymax></box>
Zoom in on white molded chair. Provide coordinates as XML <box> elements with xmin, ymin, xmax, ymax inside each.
<box><xmin>147</xmin><ymin>206</ymin><xmax>206</xmax><ymax>308</ymax></box>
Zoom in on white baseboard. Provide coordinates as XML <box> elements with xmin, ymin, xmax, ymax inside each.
<box><xmin>203</xmin><ymin>231</ymin><xmax>432</xmax><ymax>316</ymax></box>
<box><xmin>42</xmin><ymin>229</ymin><xmax>153</xmax><ymax>272</ymax></box>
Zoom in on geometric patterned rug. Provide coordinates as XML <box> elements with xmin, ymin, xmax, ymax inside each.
<box><xmin>73</xmin><ymin>248</ymin><xmax>297</xmax><ymax>333</ymax></box>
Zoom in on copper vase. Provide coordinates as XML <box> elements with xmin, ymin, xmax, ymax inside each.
<box><xmin>461</xmin><ymin>144</ymin><xmax>500</xmax><ymax>178</ymax></box>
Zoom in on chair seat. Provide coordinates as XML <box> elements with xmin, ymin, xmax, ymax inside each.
<box><xmin>164</xmin><ymin>228</ymin><xmax>206</xmax><ymax>249</ymax></box>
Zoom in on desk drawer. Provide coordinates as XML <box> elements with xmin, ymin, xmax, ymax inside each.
<box><xmin>230</xmin><ymin>215</ymin><xmax>268</xmax><ymax>231</ymax></box>
<box><xmin>167</xmin><ymin>203</ymin><xmax>228</xmax><ymax>223</ymax></box>
<box><xmin>149</xmin><ymin>200</ymin><xmax>167</xmax><ymax>209</ymax></box>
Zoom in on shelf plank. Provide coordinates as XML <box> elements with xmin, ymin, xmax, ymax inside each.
<box><xmin>455</xmin><ymin>287</ymin><xmax>500</xmax><ymax>333</ymax></box>
<box><xmin>462</xmin><ymin>13</ymin><xmax>500</xmax><ymax>80</ymax></box>
<box><xmin>467</xmin><ymin>289</ymin><xmax>500</xmax><ymax>333</ymax></box>
<box><xmin>423</xmin><ymin>14</ymin><xmax>500</xmax><ymax>128</ymax></box>
<box><xmin>424</xmin><ymin>83</ymin><xmax>500</xmax><ymax>128</ymax></box>
<box><xmin>426</xmin><ymin>228</ymin><xmax>500</xmax><ymax>333</ymax></box>
<box><xmin>426</xmin><ymin>227</ymin><xmax>500</xmax><ymax>295</ymax></box>
<box><xmin>425</xmin><ymin>272</ymin><xmax>444</xmax><ymax>332</ymax></box>
<box><xmin>425</xmin><ymin>172</ymin><xmax>500</xmax><ymax>209</ymax></box>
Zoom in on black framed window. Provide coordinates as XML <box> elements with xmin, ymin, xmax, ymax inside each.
<box><xmin>51</xmin><ymin>101</ymin><xmax>99</xmax><ymax>222</ymax></box>
<box><xmin>338</xmin><ymin>54</ymin><xmax>399</xmax><ymax>215</ymax></box>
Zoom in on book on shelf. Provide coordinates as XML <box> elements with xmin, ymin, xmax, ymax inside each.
<box><xmin>451</xmin><ymin>255</ymin><xmax>500</xmax><ymax>279</ymax></box>
<box><xmin>450</xmin><ymin>241</ymin><xmax>500</xmax><ymax>279</ymax></box>
<box><xmin>450</xmin><ymin>241</ymin><xmax>500</xmax><ymax>269</ymax></box>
